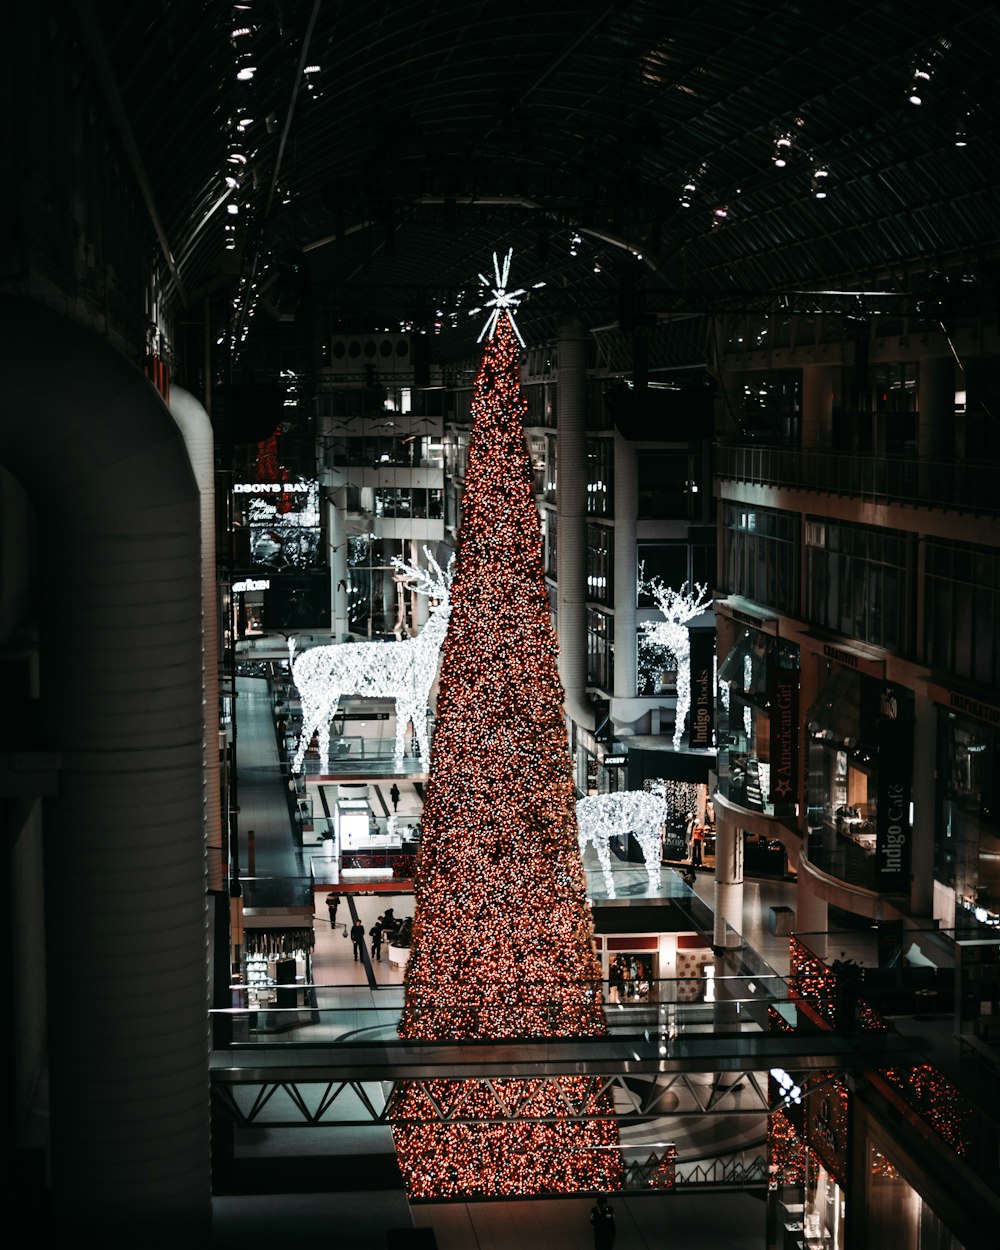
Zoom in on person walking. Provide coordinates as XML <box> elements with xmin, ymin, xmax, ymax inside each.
<box><xmin>590</xmin><ymin>1193</ymin><xmax>616</xmax><ymax>1249</ymax></box>
<box><xmin>325</xmin><ymin>893</ymin><xmax>340</xmax><ymax>930</ymax></box>
<box><xmin>350</xmin><ymin>918</ymin><xmax>365</xmax><ymax>962</ymax></box>
<box><xmin>389</xmin><ymin>782</ymin><xmax>401</xmax><ymax>813</ymax></box>
<box><xmin>370</xmin><ymin>916</ymin><xmax>384</xmax><ymax>962</ymax></box>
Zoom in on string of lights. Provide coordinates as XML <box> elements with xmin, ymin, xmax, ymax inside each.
<box><xmin>392</xmin><ymin>299</ymin><xmax>621</xmax><ymax>1198</ymax></box>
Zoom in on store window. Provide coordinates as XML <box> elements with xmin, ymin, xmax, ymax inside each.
<box><xmin>717</xmin><ymin>629</ymin><xmax>800</xmax><ymax>816</ymax></box>
<box><xmin>721</xmin><ymin>504</ymin><xmax>798</xmax><ymax>614</ymax></box>
<box><xmin>608</xmin><ymin>950</ymin><xmax>657</xmax><ymax>1003</ymax></box>
<box><xmin>586</xmin><ymin>438</ymin><xmax>613</xmax><ymax>516</ymax></box>
<box><xmin>529</xmin><ymin>434</ymin><xmax>547</xmax><ymax>496</ymax></box>
<box><xmin>806</xmin><ymin>518</ymin><xmax>910</xmax><ymax>654</ymax></box>
<box><xmin>806</xmin><ymin>672</ymin><xmax>913</xmax><ymax>893</ymax></box>
<box><xmin>937</xmin><ymin>711</ymin><xmax>1000</xmax><ymax>932</ymax></box>
<box><xmin>546</xmin><ymin>508</ymin><xmax>558</xmax><ymax>578</ymax></box>
<box><xmin>637</xmin><ymin>543</ymin><xmax>689</xmax><ymax>603</ymax></box>
<box><xmin>925</xmin><ymin>540</ymin><xmax>1000</xmax><ymax>688</ymax></box>
<box><xmin>346</xmin><ymin>535</ymin><xmax>407</xmax><ymax>633</ymax></box>
<box><xmin>637</xmin><ymin>451</ymin><xmax>692</xmax><ymax>519</ymax></box>
<box><xmin>586</xmin><ymin>524</ymin><xmax>613</xmax><ymax>605</ymax></box>
<box><xmin>587</xmin><ymin>608</ymin><xmax>614</xmax><ymax>690</ymax></box>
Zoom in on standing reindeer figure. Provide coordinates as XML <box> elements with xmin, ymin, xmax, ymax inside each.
<box><xmin>576</xmin><ymin>790</ymin><xmax>668</xmax><ymax>898</ymax></box>
<box><xmin>639</xmin><ymin>574</ymin><xmax>713</xmax><ymax>751</ymax></box>
<box><xmin>289</xmin><ymin>549</ymin><xmax>454</xmax><ymax>773</ymax></box>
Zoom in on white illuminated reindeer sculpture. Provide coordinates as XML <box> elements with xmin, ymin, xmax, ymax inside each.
<box><xmin>639</xmin><ymin>574</ymin><xmax>712</xmax><ymax>751</ymax></box>
<box><xmin>289</xmin><ymin>549</ymin><xmax>454</xmax><ymax>773</ymax></box>
<box><xmin>576</xmin><ymin>790</ymin><xmax>668</xmax><ymax>898</ymax></box>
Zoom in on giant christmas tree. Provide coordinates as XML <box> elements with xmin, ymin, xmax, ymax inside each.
<box><xmin>390</xmin><ymin>258</ymin><xmax>622</xmax><ymax>1199</ymax></box>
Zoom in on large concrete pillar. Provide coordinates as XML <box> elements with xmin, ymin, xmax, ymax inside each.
<box><xmin>556</xmin><ymin>314</ymin><xmax>591</xmax><ymax>730</ymax></box>
<box><xmin>170</xmin><ymin>387</ymin><xmax>222</xmax><ymax>893</ymax></box>
<box><xmin>1</xmin><ymin>297</ymin><xmax>210</xmax><ymax>1240</ymax></box>
<box><xmin>612</xmin><ymin>428</ymin><xmax>637</xmax><ymax>699</ymax></box>
<box><xmin>796</xmin><ymin>874</ymin><xmax>829</xmax><ymax>961</ymax></box>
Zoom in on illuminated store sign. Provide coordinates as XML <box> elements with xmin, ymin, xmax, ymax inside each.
<box><xmin>768</xmin><ymin>669</ymin><xmax>798</xmax><ymax>816</ymax></box>
<box><xmin>233</xmin><ymin>578</ymin><xmax>270</xmax><ymax>593</ymax></box>
<box><xmin>876</xmin><ymin>690</ymin><xmax>913</xmax><ymax>892</ymax></box>
<box><xmin>234</xmin><ymin>482</ymin><xmax>313</xmax><ymax>494</ymax></box>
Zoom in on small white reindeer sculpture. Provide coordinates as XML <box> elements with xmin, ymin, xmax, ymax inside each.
<box><xmin>639</xmin><ymin>574</ymin><xmax>713</xmax><ymax>750</ymax></box>
<box><xmin>576</xmin><ymin>790</ymin><xmax>668</xmax><ymax>898</ymax></box>
<box><xmin>289</xmin><ymin>549</ymin><xmax>454</xmax><ymax>773</ymax></box>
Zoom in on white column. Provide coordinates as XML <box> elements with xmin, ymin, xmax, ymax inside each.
<box><xmin>556</xmin><ymin>314</ymin><xmax>591</xmax><ymax>729</ymax></box>
<box><xmin>796</xmin><ymin>877</ymin><xmax>829</xmax><ymax>961</ymax></box>
<box><xmin>612</xmin><ymin>428</ymin><xmax>637</xmax><ymax>698</ymax></box>
<box><xmin>328</xmin><ymin>486</ymin><xmax>349</xmax><ymax>639</ymax></box>
<box><xmin>411</xmin><ymin>537</ymin><xmax>429</xmax><ymax>630</ymax></box>
<box><xmin>712</xmin><ymin>808</ymin><xmax>744</xmax><ymax>949</ymax></box>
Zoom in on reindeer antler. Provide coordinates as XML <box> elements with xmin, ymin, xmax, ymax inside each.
<box><xmin>390</xmin><ymin>547</ymin><xmax>455</xmax><ymax>600</ymax></box>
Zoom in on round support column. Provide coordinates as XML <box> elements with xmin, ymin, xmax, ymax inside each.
<box><xmin>795</xmin><ymin>875</ymin><xmax>829</xmax><ymax>961</ymax></box>
<box><xmin>1</xmin><ymin>297</ymin><xmax>211</xmax><ymax>1241</ymax></box>
<box><xmin>327</xmin><ymin>485</ymin><xmax>350</xmax><ymax>639</ymax></box>
<box><xmin>712</xmin><ymin>806</ymin><xmax>744</xmax><ymax>949</ymax></box>
<box><xmin>556</xmin><ymin>314</ymin><xmax>590</xmax><ymax>730</ymax></box>
<box><xmin>612</xmin><ymin>428</ymin><xmax>637</xmax><ymax>699</ymax></box>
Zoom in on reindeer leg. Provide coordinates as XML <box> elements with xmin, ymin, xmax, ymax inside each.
<box><xmin>591</xmin><ymin>832</ymin><xmax>616</xmax><ymax>899</ymax></box>
<box><xmin>292</xmin><ymin>700</ymin><xmax>318</xmax><ymax>774</ymax></box>
<box><xmin>393</xmin><ymin>697</ymin><xmax>409</xmax><ymax>764</ymax></box>
<box><xmin>413</xmin><ymin>705</ymin><xmax>428</xmax><ymax>763</ymax></box>
<box><xmin>317</xmin><ymin>695</ymin><xmax>340</xmax><ymax>771</ymax></box>
<box><xmin>638</xmin><ymin>831</ymin><xmax>662</xmax><ymax>893</ymax></box>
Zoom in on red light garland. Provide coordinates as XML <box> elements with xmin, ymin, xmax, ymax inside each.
<box><xmin>392</xmin><ymin>310</ymin><xmax>621</xmax><ymax>1198</ymax></box>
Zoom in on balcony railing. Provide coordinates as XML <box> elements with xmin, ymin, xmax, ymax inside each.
<box><xmin>715</xmin><ymin>444</ymin><xmax>1000</xmax><ymax>516</ymax></box>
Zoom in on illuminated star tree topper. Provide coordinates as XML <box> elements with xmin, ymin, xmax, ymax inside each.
<box><xmin>469</xmin><ymin>246</ymin><xmax>543</xmax><ymax>347</ymax></box>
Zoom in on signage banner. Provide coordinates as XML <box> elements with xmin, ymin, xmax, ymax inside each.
<box><xmin>768</xmin><ymin>668</ymin><xmax>799</xmax><ymax>816</ymax></box>
<box><xmin>876</xmin><ymin>688</ymin><xmax>913</xmax><ymax>893</ymax></box>
<box><xmin>688</xmin><ymin>630</ymin><xmax>715</xmax><ymax>748</ymax></box>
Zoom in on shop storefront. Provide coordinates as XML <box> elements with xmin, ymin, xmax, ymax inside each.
<box><xmin>626</xmin><ymin>747</ymin><xmax>717</xmax><ymax>867</ymax></box>
<box><xmin>238</xmin><ymin>919</ymin><xmax>316</xmax><ymax>1035</ymax></box>
<box><xmin>592</xmin><ymin>905</ymin><xmax>714</xmax><ymax>1006</ymax></box>
<box><xmin>717</xmin><ymin>624</ymin><xmax>801</xmax><ymax>819</ymax></box>
<box><xmin>769</xmin><ymin>1070</ymin><xmax>848</xmax><ymax>1250</ymax></box>
<box><xmin>806</xmin><ymin>661</ymin><xmax>914</xmax><ymax>895</ymax></box>
<box><xmin>935</xmin><ymin>698</ymin><xmax>1000</xmax><ymax>934</ymax></box>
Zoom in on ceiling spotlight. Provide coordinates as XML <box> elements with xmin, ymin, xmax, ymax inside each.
<box><xmin>908</xmin><ymin>67</ymin><xmax>930</xmax><ymax>105</ymax></box>
<box><xmin>811</xmin><ymin>177</ymin><xmax>827</xmax><ymax>199</ymax></box>
<box><xmin>773</xmin><ymin>133</ymin><xmax>793</xmax><ymax>167</ymax></box>
<box><xmin>713</xmin><ymin>205</ymin><xmax>728</xmax><ymax>218</ymax></box>
<box><xmin>955</xmin><ymin>114</ymin><xmax>969</xmax><ymax>146</ymax></box>
<box><xmin>227</xmin><ymin>202</ymin><xmax>239</xmax><ymax>215</ymax></box>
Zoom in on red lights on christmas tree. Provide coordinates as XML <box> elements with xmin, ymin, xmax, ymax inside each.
<box><xmin>391</xmin><ymin>304</ymin><xmax>621</xmax><ymax>1199</ymax></box>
